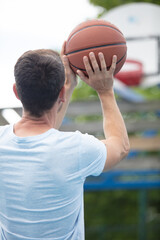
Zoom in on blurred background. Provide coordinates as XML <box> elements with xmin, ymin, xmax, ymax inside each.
<box><xmin>0</xmin><ymin>0</ymin><xmax>160</xmax><ymax>239</ymax></box>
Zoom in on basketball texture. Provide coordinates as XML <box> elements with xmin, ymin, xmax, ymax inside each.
<box><xmin>65</xmin><ymin>19</ymin><xmax>127</xmax><ymax>76</ymax></box>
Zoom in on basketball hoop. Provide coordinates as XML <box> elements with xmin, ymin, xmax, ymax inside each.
<box><xmin>115</xmin><ymin>59</ymin><xmax>143</xmax><ymax>86</ymax></box>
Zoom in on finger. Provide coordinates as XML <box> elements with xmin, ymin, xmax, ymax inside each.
<box><xmin>89</xmin><ymin>52</ymin><xmax>99</xmax><ymax>72</ymax></box>
<box><xmin>98</xmin><ymin>52</ymin><xmax>106</xmax><ymax>72</ymax></box>
<box><xmin>61</xmin><ymin>41</ymin><xmax>66</xmax><ymax>57</ymax></box>
<box><xmin>63</xmin><ymin>55</ymin><xmax>76</xmax><ymax>78</ymax></box>
<box><xmin>83</xmin><ymin>56</ymin><xmax>93</xmax><ymax>76</ymax></box>
<box><xmin>62</xmin><ymin>55</ymin><xmax>69</xmax><ymax>68</ymax></box>
<box><xmin>109</xmin><ymin>55</ymin><xmax>117</xmax><ymax>73</ymax></box>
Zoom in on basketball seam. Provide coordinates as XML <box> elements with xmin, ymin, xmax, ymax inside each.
<box><xmin>66</xmin><ymin>43</ymin><xmax>126</xmax><ymax>55</ymax></box>
<box><xmin>70</xmin><ymin>52</ymin><xmax>127</xmax><ymax>72</ymax></box>
<box><xmin>67</xmin><ymin>24</ymin><xmax>123</xmax><ymax>43</ymax></box>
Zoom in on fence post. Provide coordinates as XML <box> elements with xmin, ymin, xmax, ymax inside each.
<box><xmin>138</xmin><ymin>189</ymin><xmax>148</xmax><ymax>240</ymax></box>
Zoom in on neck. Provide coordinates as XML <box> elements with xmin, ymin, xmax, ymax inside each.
<box><xmin>14</xmin><ymin>106</ymin><xmax>57</xmax><ymax>137</ymax></box>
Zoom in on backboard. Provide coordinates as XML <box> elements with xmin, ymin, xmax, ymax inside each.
<box><xmin>103</xmin><ymin>2</ymin><xmax>160</xmax><ymax>87</ymax></box>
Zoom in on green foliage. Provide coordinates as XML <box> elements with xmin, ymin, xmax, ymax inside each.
<box><xmin>133</xmin><ymin>86</ymin><xmax>160</xmax><ymax>100</ymax></box>
<box><xmin>85</xmin><ymin>190</ymin><xmax>139</xmax><ymax>225</ymax></box>
<box><xmin>71</xmin><ymin>79</ymin><xmax>98</xmax><ymax>101</ymax></box>
<box><xmin>89</xmin><ymin>0</ymin><xmax>160</xmax><ymax>12</ymax></box>
<box><xmin>84</xmin><ymin>189</ymin><xmax>160</xmax><ymax>240</ymax></box>
<box><xmin>72</xmin><ymin>79</ymin><xmax>160</xmax><ymax>102</ymax></box>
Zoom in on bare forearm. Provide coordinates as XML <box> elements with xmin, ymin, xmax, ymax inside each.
<box><xmin>99</xmin><ymin>89</ymin><xmax>127</xmax><ymax>138</ymax></box>
<box><xmin>99</xmin><ymin>88</ymin><xmax>130</xmax><ymax>167</ymax></box>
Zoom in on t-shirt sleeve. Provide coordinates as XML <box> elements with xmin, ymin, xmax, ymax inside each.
<box><xmin>77</xmin><ymin>132</ymin><xmax>107</xmax><ymax>179</ymax></box>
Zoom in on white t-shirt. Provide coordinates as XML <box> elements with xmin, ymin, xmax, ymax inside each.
<box><xmin>0</xmin><ymin>125</ymin><xmax>106</xmax><ymax>240</ymax></box>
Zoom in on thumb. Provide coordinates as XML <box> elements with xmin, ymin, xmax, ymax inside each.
<box><xmin>62</xmin><ymin>55</ymin><xmax>70</xmax><ymax>69</ymax></box>
<box><xmin>77</xmin><ymin>70</ymin><xmax>89</xmax><ymax>84</ymax></box>
<box><xmin>60</xmin><ymin>41</ymin><xmax>66</xmax><ymax>58</ymax></box>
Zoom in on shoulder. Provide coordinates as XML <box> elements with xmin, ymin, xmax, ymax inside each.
<box><xmin>77</xmin><ymin>131</ymin><xmax>106</xmax><ymax>153</ymax></box>
<box><xmin>57</xmin><ymin>130</ymin><xmax>106</xmax><ymax>159</ymax></box>
<box><xmin>58</xmin><ymin>130</ymin><xmax>103</xmax><ymax>148</ymax></box>
<box><xmin>59</xmin><ymin>130</ymin><xmax>105</xmax><ymax>151</ymax></box>
<box><xmin>0</xmin><ymin>125</ymin><xmax>10</xmax><ymax>135</ymax></box>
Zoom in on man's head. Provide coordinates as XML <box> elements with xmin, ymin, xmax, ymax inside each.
<box><xmin>14</xmin><ymin>49</ymin><xmax>65</xmax><ymax>117</ymax></box>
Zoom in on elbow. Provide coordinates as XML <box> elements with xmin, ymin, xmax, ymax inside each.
<box><xmin>121</xmin><ymin>140</ymin><xmax>130</xmax><ymax>159</ymax></box>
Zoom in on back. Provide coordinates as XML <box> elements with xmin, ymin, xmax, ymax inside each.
<box><xmin>0</xmin><ymin>125</ymin><xmax>106</xmax><ymax>240</ymax></box>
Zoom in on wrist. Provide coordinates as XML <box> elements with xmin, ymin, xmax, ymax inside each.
<box><xmin>64</xmin><ymin>76</ymin><xmax>78</xmax><ymax>91</ymax></box>
<box><xmin>64</xmin><ymin>85</ymin><xmax>75</xmax><ymax>101</ymax></box>
<box><xmin>65</xmin><ymin>83</ymin><xmax>76</xmax><ymax>94</ymax></box>
<box><xmin>98</xmin><ymin>88</ymin><xmax>114</xmax><ymax>98</ymax></box>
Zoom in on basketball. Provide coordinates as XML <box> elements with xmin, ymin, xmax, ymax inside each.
<box><xmin>65</xmin><ymin>19</ymin><xmax>127</xmax><ymax>76</ymax></box>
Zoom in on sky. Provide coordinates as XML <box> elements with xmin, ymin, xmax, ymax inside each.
<box><xmin>0</xmin><ymin>0</ymin><xmax>100</xmax><ymax>108</ymax></box>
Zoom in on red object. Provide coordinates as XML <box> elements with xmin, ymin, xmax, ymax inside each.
<box><xmin>65</xmin><ymin>19</ymin><xmax>127</xmax><ymax>76</ymax></box>
<box><xmin>115</xmin><ymin>59</ymin><xmax>143</xmax><ymax>86</ymax></box>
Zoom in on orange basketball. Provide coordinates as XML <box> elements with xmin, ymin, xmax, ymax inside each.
<box><xmin>65</xmin><ymin>19</ymin><xmax>127</xmax><ymax>76</ymax></box>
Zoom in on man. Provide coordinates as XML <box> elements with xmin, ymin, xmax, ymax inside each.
<box><xmin>0</xmin><ymin>42</ymin><xmax>130</xmax><ymax>240</ymax></box>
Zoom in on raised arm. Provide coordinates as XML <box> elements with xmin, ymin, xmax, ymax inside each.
<box><xmin>77</xmin><ymin>52</ymin><xmax>130</xmax><ymax>171</ymax></box>
<box><xmin>55</xmin><ymin>42</ymin><xmax>78</xmax><ymax>129</ymax></box>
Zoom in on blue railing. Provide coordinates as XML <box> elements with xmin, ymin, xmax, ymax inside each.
<box><xmin>84</xmin><ymin>170</ymin><xmax>160</xmax><ymax>191</ymax></box>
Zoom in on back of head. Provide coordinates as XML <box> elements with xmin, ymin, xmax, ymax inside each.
<box><xmin>14</xmin><ymin>49</ymin><xmax>65</xmax><ymax>117</ymax></box>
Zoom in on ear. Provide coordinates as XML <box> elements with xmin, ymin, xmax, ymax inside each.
<box><xmin>13</xmin><ymin>83</ymin><xmax>20</xmax><ymax>100</ymax></box>
<box><xmin>58</xmin><ymin>86</ymin><xmax>65</xmax><ymax>103</ymax></box>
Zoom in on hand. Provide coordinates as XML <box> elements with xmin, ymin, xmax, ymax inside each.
<box><xmin>61</xmin><ymin>41</ymin><xmax>78</xmax><ymax>90</ymax></box>
<box><xmin>77</xmin><ymin>52</ymin><xmax>117</xmax><ymax>94</ymax></box>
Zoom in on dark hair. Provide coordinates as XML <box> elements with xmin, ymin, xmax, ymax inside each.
<box><xmin>14</xmin><ymin>49</ymin><xmax>65</xmax><ymax>117</ymax></box>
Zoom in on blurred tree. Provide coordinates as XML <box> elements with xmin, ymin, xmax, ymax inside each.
<box><xmin>89</xmin><ymin>0</ymin><xmax>160</xmax><ymax>16</ymax></box>
<box><xmin>89</xmin><ymin>0</ymin><xmax>160</xmax><ymax>10</ymax></box>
